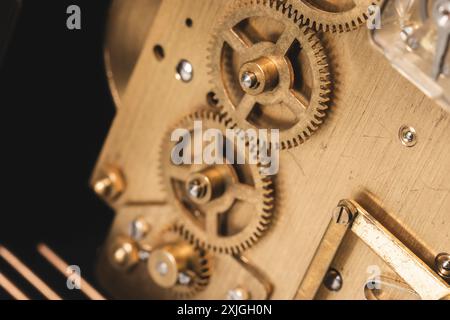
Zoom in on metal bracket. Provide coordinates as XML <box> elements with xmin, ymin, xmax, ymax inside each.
<box><xmin>296</xmin><ymin>199</ymin><xmax>450</xmax><ymax>300</ymax></box>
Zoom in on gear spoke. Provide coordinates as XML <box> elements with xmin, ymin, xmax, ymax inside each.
<box><xmin>285</xmin><ymin>92</ymin><xmax>308</xmax><ymax>120</ymax></box>
<box><xmin>162</xmin><ymin>98</ymin><xmax>275</xmax><ymax>254</ymax></box>
<box><xmin>236</xmin><ymin>94</ymin><xmax>256</xmax><ymax>121</ymax></box>
<box><xmin>223</xmin><ymin>29</ymin><xmax>248</xmax><ymax>54</ymax></box>
<box><xmin>230</xmin><ymin>183</ymin><xmax>260</xmax><ymax>204</ymax></box>
<box><xmin>276</xmin><ymin>24</ymin><xmax>299</xmax><ymax>55</ymax></box>
<box><xmin>208</xmin><ymin>1</ymin><xmax>331</xmax><ymax>149</ymax></box>
<box><xmin>205</xmin><ymin>212</ymin><xmax>219</xmax><ymax>235</ymax></box>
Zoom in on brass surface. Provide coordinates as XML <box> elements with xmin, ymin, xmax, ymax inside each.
<box><xmin>96</xmin><ymin>0</ymin><xmax>450</xmax><ymax>299</ymax></box>
<box><xmin>105</xmin><ymin>0</ymin><xmax>162</xmax><ymax>107</ymax></box>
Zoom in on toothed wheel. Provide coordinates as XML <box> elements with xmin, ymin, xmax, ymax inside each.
<box><xmin>293</xmin><ymin>0</ymin><xmax>383</xmax><ymax>33</ymax></box>
<box><xmin>147</xmin><ymin>226</ymin><xmax>211</xmax><ymax>299</ymax></box>
<box><xmin>208</xmin><ymin>0</ymin><xmax>331</xmax><ymax>150</ymax></box>
<box><xmin>160</xmin><ymin>110</ymin><xmax>275</xmax><ymax>254</ymax></box>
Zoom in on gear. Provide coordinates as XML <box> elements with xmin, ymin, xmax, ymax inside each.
<box><xmin>292</xmin><ymin>0</ymin><xmax>383</xmax><ymax>33</ymax></box>
<box><xmin>147</xmin><ymin>225</ymin><xmax>211</xmax><ymax>299</ymax></box>
<box><xmin>160</xmin><ymin>110</ymin><xmax>275</xmax><ymax>254</ymax></box>
<box><xmin>208</xmin><ymin>0</ymin><xmax>331</xmax><ymax>150</ymax></box>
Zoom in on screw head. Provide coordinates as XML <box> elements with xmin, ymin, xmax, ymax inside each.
<box><xmin>178</xmin><ymin>272</ymin><xmax>192</xmax><ymax>285</ymax></box>
<box><xmin>92</xmin><ymin>166</ymin><xmax>126</xmax><ymax>201</ymax></box>
<box><xmin>187</xmin><ymin>179</ymin><xmax>207</xmax><ymax>199</ymax></box>
<box><xmin>176</xmin><ymin>60</ymin><xmax>194</xmax><ymax>82</ymax></box>
<box><xmin>93</xmin><ymin>177</ymin><xmax>113</xmax><ymax>197</ymax></box>
<box><xmin>333</xmin><ymin>205</ymin><xmax>353</xmax><ymax>225</ymax></box>
<box><xmin>129</xmin><ymin>217</ymin><xmax>149</xmax><ymax>240</ymax></box>
<box><xmin>435</xmin><ymin>252</ymin><xmax>450</xmax><ymax>279</ymax></box>
<box><xmin>111</xmin><ymin>238</ymin><xmax>139</xmax><ymax>270</ymax></box>
<box><xmin>226</xmin><ymin>287</ymin><xmax>250</xmax><ymax>300</ymax></box>
<box><xmin>185</xmin><ymin>169</ymin><xmax>225</xmax><ymax>205</ymax></box>
<box><xmin>148</xmin><ymin>249</ymin><xmax>179</xmax><ymax>288</ymax></box>
<box><xmin>240</xmin><ymin>71</ymin><xmax>258</xmax><ymax>90</ymax></box>
<box><xmin>113</xmin><ymin>246</ymin><xmax>128</xmax><ymax>265</ymax></box>
<box><xmin>156</xmin><ymin>261</ymin><xmax>169</xmax><ymax>276</ymax></box>
<box><xmin>323</xmin><ymin>268</ymin><xmax>343</xmax><ymax>292</ymax></box>
<box><xmin>434</xmin><ymin>0</ymin><xmax>450</xmax><ymax>28</ymax></box>
<box><xmin>399</xmin><ymin>125</ymin><xmax>417</xmax><ymax>147</ymax></box>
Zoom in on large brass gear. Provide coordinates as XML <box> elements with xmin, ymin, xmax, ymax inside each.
<box><xmin>292</xmin><ymin>0</ymin><xmax>383</xmax><ymax>33</ymax></box>
<box><xmin>160</xmin><ymin>110</ymin><xmax>275</xmax><ymax>255</ymax></box>
<box><xmin>208</xmin><ymin>0</ymin><xmax>331</xmax><ymax>150</ymax></box>
<box><xmin>146</xmin><ymin>225</ymin><xmax>211</xmax><ymax>299</ymax></box>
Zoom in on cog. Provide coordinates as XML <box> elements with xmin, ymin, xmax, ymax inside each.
<box><xmin>208</xmin><ymin>0</ymin><xmax>332</xmax><ymax>150</ymax></box>
<box><xmin>292</xmin><ymin>0</ymin><xmax>383</xmax><ymax>33</ymax></box>
<box><xmin>160</xmin><ymin>110</ymin><xmax>275</xmax><ymax>254</ymax></box>
<box><xmin>147</xmin><ymin>225</ymin><xmax>211</xmax><ymax>299</ymax></box>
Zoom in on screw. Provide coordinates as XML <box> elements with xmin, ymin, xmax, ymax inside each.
<box><xmin>400</xmin><ymin>26</ymin><xmax>419</xmax><ymax>50</ymax></box>
<box><xmin>404</xmin><ymin>131</ymin><xmax>414</xmax><ymax>141</ymax></box>
<box><xmin>226</xmin><ymin>287</ymin><xmax>250</xmax><ymax>300</ymax></box>
<box><xmin>323</xmin><ymin>268</ymin><xmax>343</xmax><ymax>292</ymax></box>
<box><xmin>93</xmin><ymin>177</ymin><xmax>113</xmax><ymax>197</ymax></box>
<box><xmin>435</xmin><ymin>252</ymin><xmax>450</xmax><ymax>279</ymax></box>
<box><xmin>178</xmin><ymin>272</ymin><xmax>192</xmax><ymax>285</ymax></box>
<box><xmin>176</xmin><ymin>60</ymin><xmax>193</xmax><ymax>82</ymax></box>
<box><xmin>436</xmin><ymin>1</ymin><xmax>450</xmax><ymax>27</ymax></box>
<box><xmin>129</xmin><ymin>217</ymin><xmax>149</xmax><ymax>240</ymax></box>
<box><xmin>112</xmin><ymin>240</ymin><xmax>139</xmax><ymax>270</ymax></box>
<box><xmin>240</xmin><ymin>71</ymin><xmax>258</xmax><ymax>89</ymax></box>
<box><xmin>113</xmin><ymin>246</ymin><xmax>128</xmax><ymax>265</ymax></box>
<box><xmin>399</xmin><ymin>125</ymin><xmax>417</xmax><ymax>147</ymax></box>
<box><xmin>187</xmin><ymin>178</ymin><xmax>208</xmax><ymax>200</ymax></box>
<box><xmin>333</xmin><ymin>205</ymin><xmax>353</xmax><ymax>225</ymax></box>
<box><xmin>93</xmin><ymin>166</ymin><xmax>125</xmax><ymax>201</ymax></box>
<box><xmin>138</xmin><ymin>250</ymin><xmax>150</xmax><ymax>261</ymax></box>
<box><xmin>156</xmin><ymin>261</ymin><xmax>169</xmax><ymax>276</ymax></box>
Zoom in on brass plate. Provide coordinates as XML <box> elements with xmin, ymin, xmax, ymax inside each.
<box><xmin>95</xmin><ymin>0</ymin><xmax>450</xmax><ymax>299</ymax></box>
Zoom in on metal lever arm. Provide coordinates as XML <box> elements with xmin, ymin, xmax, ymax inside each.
<box><xmin>296</xmin><ymin>199</ymin><xmax>450</xmax><ymax>300</ymax></box>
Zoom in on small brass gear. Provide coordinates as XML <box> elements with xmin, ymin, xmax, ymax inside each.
<box><xmin>208</xmin><ymin>0</ymin><xmax>331</xmax><ymax>150</ymax></box>
<box><xmin>160</xmin><ymin>110</ymin><xmax>275</xmax><ymax>254</ymax></box>
<box><xmin>147</xmin><ymin>225</ymin><xmax>211</xmax><ymax>299</ymax></box>
<box><xmin>292</xmin><ymin>0</ymin><xmax>383</xmax><ymax>33</ymax></box>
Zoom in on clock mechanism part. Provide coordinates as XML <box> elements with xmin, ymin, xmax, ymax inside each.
<box><xmin>102</xmin><ymin>221</ymin><xmax>211</xmax><ymax>299</ymax></box>
<box><xmin>208</xmin><ymin>0</ymin><xmax>331</xmax><ymax>150</ymax></box>
<box><xmin>289</xmin><ymin>0</ymin><xmax>383</xmax><ymax>33</ymax></box>
<box><xmin>91</xmin><ymin>0</ymin><xmax>450</xmax><ymax>300</ymax></box>
<box><xmin>371</xmin><ymin>0</ymin><xmax>450</xmax><ymax>111</ymax></box>
<box><xmin>159</xmin><ymin>110</ymin><xmax>275</xmax><ymax>254</ymax></box>
<box><xmin>144</xmin><ymin>226</ymin><xmax>212</xmax><ymax>299</ymax></box>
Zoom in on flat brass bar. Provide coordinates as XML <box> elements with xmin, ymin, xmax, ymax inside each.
<box><xmin>351</xmin><ymin>205</ymin><xmax>450</xmax><ymax>300</ymax></box>
<box><xmin>295</xmin><ymin>200</ymin><xmax>357</xmax><ymax>299</ymax></box>
<box><xmin>296</xmin><ymin>199</ymin><xmax>450</xmax><ymax>300</ymax></box>
<box><xmin>0</xmin><ymin>246</ymin><xmax>61</xmax><ymax>300</ymax></box>
<box><xmin>37</xmin><ymin>244</ymin><xmax>106</xmax><ymax>300</ymax></box>
<box><xmin>0</xmin><ymin>273</ymin><xmax>29</xmax><ymax>300</ymax></box>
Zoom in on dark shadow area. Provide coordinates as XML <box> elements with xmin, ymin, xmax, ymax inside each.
<box><xmin>0</xmin><ymin>0</ymin><xmax>114</xmax><ymax>299</ymax></box>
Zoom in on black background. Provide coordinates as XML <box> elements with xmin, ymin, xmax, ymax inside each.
<box><xmin>0</xmin><ymin>0</ymin><xmax>114</xmax><ymax>298</ymax></box>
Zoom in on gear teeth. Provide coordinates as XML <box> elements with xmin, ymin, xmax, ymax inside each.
<box><xmin>208</xmin><ymin>0</ymin><xmax>332</xmax><ymax>151</ymax></box>
<box><xmin>294</xmin><ymin>0</ymin><xmax>382</xmax><ymax>33</ymax></box>
<box><xmin>160</xmin><ymin>109</ymin><xmax>276</xmax><ymax>255</ymax></box>
<box><xmin>157</xmin><ymin>225</ymin><xmax>212</xmax><ymax>299</ymax></box>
